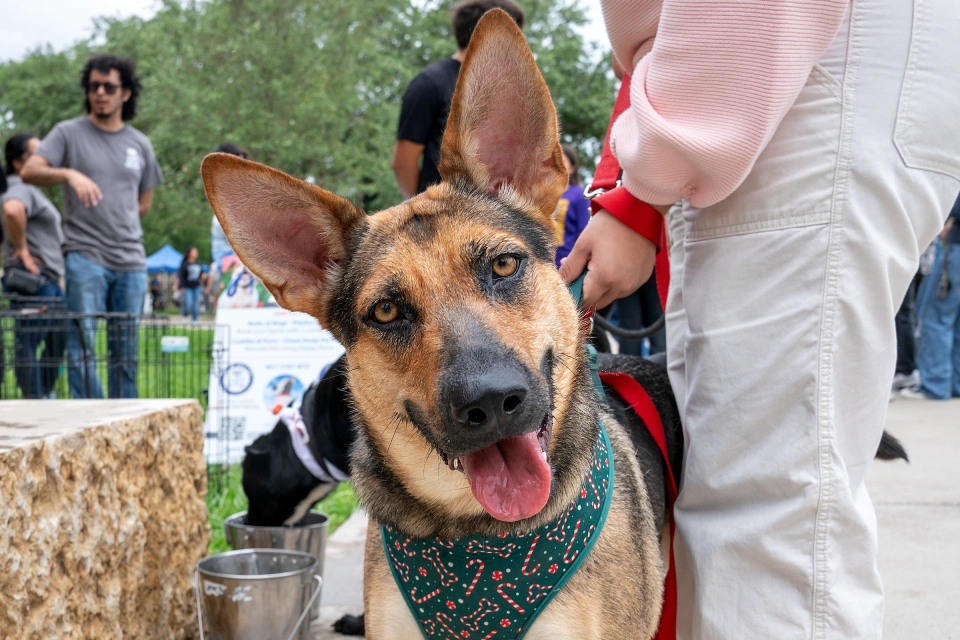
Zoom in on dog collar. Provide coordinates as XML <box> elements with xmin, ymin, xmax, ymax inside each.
<box><xmin>380</xmin><ymin>418</ymin><xmax>614</xmax><ymax>639</ymax></box>
<box><xmin>277</xmin><ymin>402</ymin><xmax>349</xmax><ymax>484</ymax></box>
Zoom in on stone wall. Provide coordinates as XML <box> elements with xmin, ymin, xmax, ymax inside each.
<box><xmin>0</xmin><ymin>400</ymin><xmax>209</xmax><ymax>640</ymax></box>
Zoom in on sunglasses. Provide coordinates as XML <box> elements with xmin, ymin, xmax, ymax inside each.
<box><xmin>88</xmin><ymin>81</ymin><xmax>122</xmax><ymax>95</ymax></box>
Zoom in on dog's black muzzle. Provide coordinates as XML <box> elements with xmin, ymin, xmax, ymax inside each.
<box><xmin>437</xmin><ymin>335</ymin><xmax>549</xmax><ymax>459</ymax></box>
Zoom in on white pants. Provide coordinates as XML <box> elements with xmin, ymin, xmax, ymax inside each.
<box><xmin>666</xmin><ymin>0</ymin><xmax>960</xmax><ymax>637</ymax></box>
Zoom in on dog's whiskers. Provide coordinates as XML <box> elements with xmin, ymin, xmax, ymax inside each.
<box><xmin>402</xmin><ymin>429</ymin><xmax>418</xmax><ymax>450</ymax></box>
<box><xmin>554</xmin><ymin>351</ymin><xmax>577</xmax><ymax>375</ymax></box>
<box><xmin>385</xmin><ymin>413</ymin><xmax>405</xmax><ymax>454</ymax></box>
<box><xmin>422</xmin><ymin>446</ymin><xmax>436</xmax><ymax>479</ymax></box>
<box><xmin>378</xmin><ymin>420</ymin><xmax>396</xmax><ymax>440</ymax></box>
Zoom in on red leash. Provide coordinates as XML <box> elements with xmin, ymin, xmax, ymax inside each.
<box><xmin>599</xmin><ymin>372</ymin><xmax>678</xmax><ymax>640</ymax></box>
<box><xmin>588</xmin><ymin>75</ymin><xmax>678</xmax><ymax>638</ymax></box>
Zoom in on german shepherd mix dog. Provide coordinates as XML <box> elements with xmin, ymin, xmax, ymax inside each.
<box><xmin>203</xmin><ymin>10</ymin><xmax>668</xmax><ymax>636</ymax></box>
<box><xmin>203</xmin><ymin>11</ymin><xmax>905</xmax><ymax>638</ymax></box>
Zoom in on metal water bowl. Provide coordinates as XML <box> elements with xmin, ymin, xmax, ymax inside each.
<box><xmin>196</xmin><ymin>549</ymin><xmax>320</xmax><ymax>640</ymax></box>
<box><xmin>223</xmin><ymin>511</ymin><xmax>329</xmax><ymax>619</ymax></box>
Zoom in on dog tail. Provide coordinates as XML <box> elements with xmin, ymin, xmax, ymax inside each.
<box><xmin>876</xmin><ymin>430</ymin><xmax>908</xmax><ymax>462</ymax></box>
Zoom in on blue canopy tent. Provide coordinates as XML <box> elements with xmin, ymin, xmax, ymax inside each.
<box><xmin>146</xmin><ymin>244</ymin><xmax>184</xmax><ymax>274</ymax></box>
<box><xmin>145</xmin><ymin>245</ymin><xmax>210</xmax><ymax>313</ymax></box>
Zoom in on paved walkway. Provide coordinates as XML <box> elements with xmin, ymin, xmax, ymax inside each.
<box><xmin>310</xmin><ymin>398</ymin><xmax>959</xmax><ymax>639</ymax></box>
<box><xmin>311</xmin><ymin>508</ymin><xmax>367</xmax><ymax>640</ymax></box>
<box><xmin>871</xmin><ymin>396</ymin><xmax>960</xmax><ymax>639</ymax></box>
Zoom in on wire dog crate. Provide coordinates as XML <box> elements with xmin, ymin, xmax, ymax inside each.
<box><xmin>0</xmin><ymin>294</ymin><xmax>233</xmax><ymax>491</ymax></box>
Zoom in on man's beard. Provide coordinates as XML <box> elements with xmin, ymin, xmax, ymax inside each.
<box><xmin>93</xmin><ymin>105</ymin><xmax>119</xmax><ymax>120</ymax></box>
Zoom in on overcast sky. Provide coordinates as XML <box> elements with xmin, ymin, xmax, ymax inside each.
<box><xmin>1</xmin><ymin>0</ymin><xmax>608</xmax><ymax>63</ymax></box>
<box><xmin>0</xmin><ymin>0</ymin><xmax>160</xmax><ymax>62</ymax></box>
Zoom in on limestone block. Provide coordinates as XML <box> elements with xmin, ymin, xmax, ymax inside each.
<box><xmin>0</xmin><ymin>400</ymin><xmax>210</xmax><ymax>640</ymax></box>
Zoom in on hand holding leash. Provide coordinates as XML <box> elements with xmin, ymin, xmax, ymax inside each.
<box><xmin>559</xmin><ymin>209</ymin><xmax>657</xmax><ymax>309</ymax></box>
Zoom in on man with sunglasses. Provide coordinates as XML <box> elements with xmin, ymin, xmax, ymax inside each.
<box><xmin>21</xmin><ymin>54</ymin><xmax>163</xmax><ymax>399</ymax></box>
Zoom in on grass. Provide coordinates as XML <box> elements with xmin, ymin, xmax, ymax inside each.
<box><xmin>205</xmin><ymin>464</ymin><xmax>359</xmax><ymax>555</ymax></box>
<box><xmin>0</xmin><ymin>317</ymin><xmax>219</xmax><ymax>406</ymax></box>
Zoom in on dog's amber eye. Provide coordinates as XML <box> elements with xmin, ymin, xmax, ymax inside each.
<box><xmin>372</xmin><ymin>300</ymin><xmax>399</xmax><ymax>324</ymax></box>
<box><xmin>492</xmin><ymin>254</ymin><xmax>519</xmax><ymax>278</ymax></box>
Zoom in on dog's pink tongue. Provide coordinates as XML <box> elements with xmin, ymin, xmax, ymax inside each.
<box><xmin>461</xmin><ymin>431</ymin><xmax>552</xmax><ymax>522</ymax></box>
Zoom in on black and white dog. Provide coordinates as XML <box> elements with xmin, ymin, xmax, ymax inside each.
<box><xmin>242</xmin><ymin>356</ymin><xmax>355</xmax><ymax>527</ymax></box>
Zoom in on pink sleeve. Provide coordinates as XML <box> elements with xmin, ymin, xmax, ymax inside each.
<box><xmin>610</xmin><ymin>0</ymin><xmax>848</xmax><ymax>208</ymax></box>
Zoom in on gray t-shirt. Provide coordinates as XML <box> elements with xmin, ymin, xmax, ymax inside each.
<box><xmin>1</xmin><ymin>175</ymin><xmax>65</xmax><ymax>279</ymax></box>
<box><xmin>36</xmin><ymin>117</ymin><xmax>163</xmax><ymax>271</ymax></box>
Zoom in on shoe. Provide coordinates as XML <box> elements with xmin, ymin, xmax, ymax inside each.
<box><xmin>892</xmin><ymin>370</ymin><xmax>921</xmax><ymax>391</ymax></box>
<box><xmin>898</xmin><ymin>386</ymin><xmax>935</xmax><ymax>401</ymax></box>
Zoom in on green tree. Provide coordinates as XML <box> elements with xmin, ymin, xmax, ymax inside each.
<box><xmin>0</xmin><ymin>0</ymin><xmax>613</xmax><ymax>260</ymax></box>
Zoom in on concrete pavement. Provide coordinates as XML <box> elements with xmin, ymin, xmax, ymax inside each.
<box><xmin>311</xmin><ymin>507</ymin><xmax>368</xmax><ymax>640</ymax></box>
<box><xmin>871</xmin><ymin>396</ymin><xmax>960</xmax><ymax>639</ymax></box>
<box><xmin>310</xmin><ymin>398</ymin><xmax>959</xmax><ymax>639</ymax></box>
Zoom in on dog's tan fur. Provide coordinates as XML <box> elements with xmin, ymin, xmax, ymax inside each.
<box><xmin>201</xmin><ymin>10</ymin><xmax>666</xmax><ymax>638</ymax></box>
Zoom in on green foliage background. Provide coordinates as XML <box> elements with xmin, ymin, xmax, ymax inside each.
<box><xmin>0</xmin><ymin>0</ymin><xmax>614</xmax><ymax>261</ymax></box>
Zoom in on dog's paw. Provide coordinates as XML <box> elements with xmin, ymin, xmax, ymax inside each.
<box><xmin>333</xmin><ymin>612</ymin><xmax>365</xmax><ymax>636</ymax></box>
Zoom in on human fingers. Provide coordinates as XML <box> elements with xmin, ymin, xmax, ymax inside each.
<box><xmin>559</xmin><ymin>236</ymin><xmax>591</xmax><ymax>285</ymax></box>
<box><xmin>78</xmin><ymin>182</ymin><xmax>95</xmax><ymax>207</ymax></box>
<box><xmin>21</xmin><ymin>253</ymin><xmax>41</xmax><ymax>275</ymax></box>
<box><xmin>581</xmin><ymin>253</ymin><xmax>629</xmax><ymax>310</ymax></box>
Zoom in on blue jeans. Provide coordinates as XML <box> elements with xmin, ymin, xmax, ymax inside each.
<box><xmin>1</xmin><ymin>277</ymin><xmax>67</xmax><ymax>398</ymax></box>
<box><xmin>182</xmin><ymin>286</ymin><xmax>200</xmax><ymax>321</ymax></box>
<box><xmin>894</xmin><ymin>273</ymin><xmax>921</xmax><ymax>374</ymax></box>
<box><xmin>65</xmin><ymin>252</ymin><xmax>146</xmax><ymax>399</ymax></box>
<box><xmin>916</xmin><ymin>242</ymin><xmax>960</xmax><ymax>399</ymax></box>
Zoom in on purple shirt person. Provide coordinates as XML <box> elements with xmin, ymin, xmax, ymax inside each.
<box><xmin>554</xmin><ymin>145</ymin><xmax>590</xmax><ymax>267</ymax></box>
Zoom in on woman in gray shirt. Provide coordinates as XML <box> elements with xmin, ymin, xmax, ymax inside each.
<box><xmin>2</xmin><ymin>132</ymin><xmax>67</xmax><ymax>398</ymax></box>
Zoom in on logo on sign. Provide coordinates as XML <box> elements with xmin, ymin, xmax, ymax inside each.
<box><xmin>221</xmin><ymin>363</ymin><xmax>254</xmax><ymax>395</ymax></box>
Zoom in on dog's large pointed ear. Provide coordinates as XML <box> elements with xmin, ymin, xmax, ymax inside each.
<box><xmin>201</xmin><ymin>153</ymin><xmax>365</xmax><ymax>317</ymax></box>
<box><xmin>439</xmin><ymin>9</ymin><xmax>567</xmax><ymax>224</ymax></box>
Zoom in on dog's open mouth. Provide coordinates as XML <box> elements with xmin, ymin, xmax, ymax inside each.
<box><xmin>439</xmin><ymin>411</ymin><xmax>554</xmax><ymax>522</ymax></box>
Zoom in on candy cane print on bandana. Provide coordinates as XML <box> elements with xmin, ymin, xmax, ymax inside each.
<box><xmin>381</xmin><ymin>420</ymin><xmax>614</xmax><ymax>639</ymax></box>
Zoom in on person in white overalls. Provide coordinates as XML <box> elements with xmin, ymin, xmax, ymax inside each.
<box><xmin>562</xmin><ymin>0</ymin><xmax>960</xmax><ymax>637</ymax></box>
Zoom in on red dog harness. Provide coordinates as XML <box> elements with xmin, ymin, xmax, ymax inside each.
<box><xmin>599</xmin><ymin>372</ymin><xmax>678</xmax><ymax>640</ymax></box>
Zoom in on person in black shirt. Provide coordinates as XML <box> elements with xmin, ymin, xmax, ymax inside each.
<box><xmin>177</xmin><ymin>246</ymin><xmax>204</xmax><ymax>322</ymax></box>
<box><xmin>392</xmin><ymin>0</ymin><xmax>525</xmax><ymax>199</ymax></box>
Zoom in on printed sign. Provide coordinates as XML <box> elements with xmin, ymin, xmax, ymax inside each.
<box><xmin>216</xmin><ymin>261</ymin><xmax>273</xmax><ymax>309</ymax></box>
<box><xmin>204</xmin><ymin>306</ymin><xmax>344</xmax><ymax>463</ymax></box>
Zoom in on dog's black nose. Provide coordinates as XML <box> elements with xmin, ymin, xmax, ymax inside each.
<box><xmin>449</xmin><ymin>365</ymin><xmax>529</xmax><ymax>431</ymax></box>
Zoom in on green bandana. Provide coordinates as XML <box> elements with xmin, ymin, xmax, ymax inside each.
<box><xmin>381</xmin><ymin>419</ymin><xmax>614</xmax><ymax>639</ymax></box>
